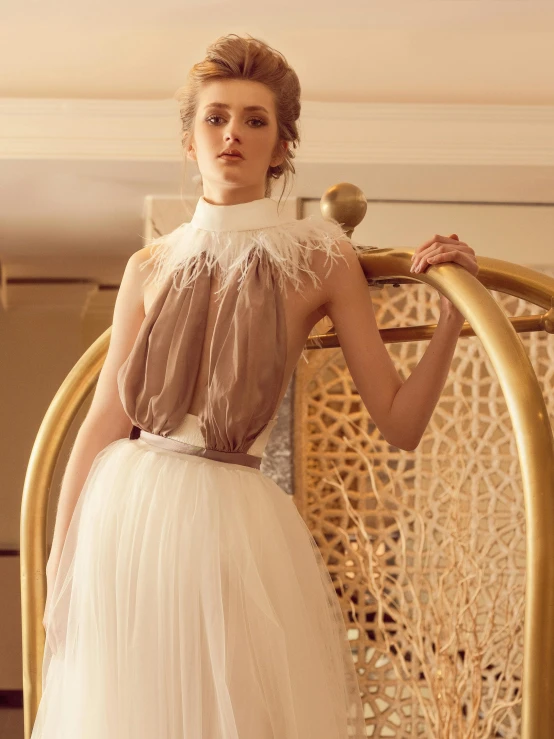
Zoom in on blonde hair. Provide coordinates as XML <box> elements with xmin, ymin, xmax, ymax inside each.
<box><xmin>174</xmin><ymin>34</ymin><xmax>301</xmax><ymax>201</ymax></box>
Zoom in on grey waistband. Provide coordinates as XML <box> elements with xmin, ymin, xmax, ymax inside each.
<box><xmin>138</xmin><ymin>430</ymin><xmax>262</xmax><ymax>470</ymax></box>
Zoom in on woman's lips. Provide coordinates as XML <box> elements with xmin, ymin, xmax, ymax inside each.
<box><xmin>219</xmin><ymin>154</ymin><xmax>244</xmax><ymax>161</ymax></box>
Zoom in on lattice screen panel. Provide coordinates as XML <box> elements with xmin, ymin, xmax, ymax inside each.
<box><xmin>293</xmin><ymin>269</ymin><xmax>554</xmax><ymax>738</ymax></box>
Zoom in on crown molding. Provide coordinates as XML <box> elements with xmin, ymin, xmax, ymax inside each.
<box><xmin>0</xmin><ymin>99</ymin><xmax>182</xmax><ymax>161</ymax></box>
<box><xmin>1</xmin><ymin>98</ymin><xmax>554</xmax><ymax>166</ymax></box>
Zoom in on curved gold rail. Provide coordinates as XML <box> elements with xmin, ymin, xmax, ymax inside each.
<box><xmin>362</xmin><ymin>251</ymin><xmax>554</xmax><ymax>739</ymax></box>
<box><xmin>20</xmin><ymin>189</ymin><xmax>554</xmax><ymax>739</ymax></box>
<box><xmin>20</xmin><ymin>333</ymin><xmax>108</xmax><ymax>737</ymax></box>
<box><xmin>320</xmin><ymin>179</ymin><xmax>554</xmax><ymax>734</ymax></box>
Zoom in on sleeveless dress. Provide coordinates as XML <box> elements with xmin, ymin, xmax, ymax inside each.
<box><xmin>32</xmin><ymin>196</ymin><xmax>367</xmax><ymax>739</ymax></box>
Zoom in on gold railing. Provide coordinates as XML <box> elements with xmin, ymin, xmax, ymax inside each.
<box><xmin>20</xmin><ymin>183</ymin><xmax>554</xmax><ymax>738</ymax></box>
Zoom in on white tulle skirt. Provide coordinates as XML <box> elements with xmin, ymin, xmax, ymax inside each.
<box><xmin>32</xmin><ymin>435</ymin><xmax>366</xmax><ymax>738</ymax></box>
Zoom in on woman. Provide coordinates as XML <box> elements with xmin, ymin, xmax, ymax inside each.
<box><xmin>34</xmin><ymin>33</ymin><xmax>478</xmax><ymax>738</ymax></box>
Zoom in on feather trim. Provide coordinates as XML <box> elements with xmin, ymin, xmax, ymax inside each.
<box><xmin>138</xmin><ymin>214</ymin><xmax>369</xmax><ymax>296</ymax></box>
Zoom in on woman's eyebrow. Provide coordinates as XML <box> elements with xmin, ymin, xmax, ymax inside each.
<box><xmin>203</xmin><ymin>102</ymin><xmax>269</xmax><ymax>114</ymax></box>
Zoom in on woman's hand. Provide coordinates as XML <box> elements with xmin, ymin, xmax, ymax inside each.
<box><xmin>410</xmin><ymin>233</ymin><xmax>479</xmax><ymax>319</ymax></box>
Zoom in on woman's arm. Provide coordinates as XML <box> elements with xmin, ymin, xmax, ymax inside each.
<box><xmin>46</xmin><ymin>249</ymin><xmax>147</xmax><ymax>577</ymax></box>
<box><xmin>320</xmin><ymin>237</ymin><xmax>475</xmax><ymax>451</ymax></box>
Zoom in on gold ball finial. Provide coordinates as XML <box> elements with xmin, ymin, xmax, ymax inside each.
<box><xmin>320</xmin><ymin>183</ymin><xmax>367</xmax><ymax>235</ymax></box>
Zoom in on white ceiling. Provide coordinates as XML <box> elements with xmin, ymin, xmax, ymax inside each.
<box><xmin>1</xmin><ymin>0</ymin><xmax>554</xmax><ymax>283</ymax></box>
<box><xmin>3</xmin><ymin>1</ymin><xmax>554</xmax><ymax>102</ymax></box>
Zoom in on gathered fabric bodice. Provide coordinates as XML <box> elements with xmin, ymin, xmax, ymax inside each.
<box><xmin>117</xmin><ymin>246</ymin><xmax>287</xmax><ymax>455</ymax></box>
<box><xmin>116</xmin><ymin>195</ymin><xmax>359</xmax><ymax>458</ymax></box>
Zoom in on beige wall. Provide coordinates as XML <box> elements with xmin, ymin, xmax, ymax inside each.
<box><xmin>304</xmin><ymin>197</ymin><xmax>554</xmax><ymax>266</ymax></box>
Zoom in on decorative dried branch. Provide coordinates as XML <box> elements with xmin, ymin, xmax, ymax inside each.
<box><xmin>323</xmin><ymin>410</ymin><xmax>524</xmax><ymax>738</ymax></box>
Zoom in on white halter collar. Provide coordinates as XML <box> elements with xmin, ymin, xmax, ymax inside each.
<box><xmin>190</xmin><ymin>196</ymin><xmax>285</xmax><ymax>233</ymax></box>
<box><xmin>139</xmin><ymin>196</ymin><xmax>366</xmax><ymax>298</ymax></box>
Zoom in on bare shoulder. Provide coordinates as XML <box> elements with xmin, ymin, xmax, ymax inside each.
<box><xmin>308</xmin><ymin>238</ymin><xmax>367</xmax><ymax>308</ymax></box>
<box><xmin>127</xmin><ymin>244</ymin><xmax>159</xmax><ymax>306</ymax></box>
<box><xmin>131</xmin><ymin>244</ymin><xmax>158</xmax><ymax>270</ymax></box>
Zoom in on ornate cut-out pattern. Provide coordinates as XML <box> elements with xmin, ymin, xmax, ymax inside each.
<box><xmin>293</xmin><ymin>270</ymin><xmax>554</xmax><ymax>737</ymax></box>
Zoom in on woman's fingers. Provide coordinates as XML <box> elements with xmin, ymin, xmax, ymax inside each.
<box><xmin>412</xmin><ymin>247</ymin><xmax>478</xmax><ymax>276</ymax></box>
<box><xmin>409</xmin><ymin>233</ymin><xmax>479</xmax><ymax>276</ymax></box>
<box><xmin>411</xmin><ymin>240</ymin><xmax>475</xmax><ymax>273</ymax></box>
<box><xmin>427</xmin><ymin>249</ymin><xmax>479</xmax><ymax>276</ymax></box>
<box><xmin>414</xmin><ymin>233</ymin><xmax>460</xmax><ymax>251</ymax></box>
<box><xmin>411</xmin><ymin>233</ymin><xmax>461</xmax><ymax>260</ymax></box>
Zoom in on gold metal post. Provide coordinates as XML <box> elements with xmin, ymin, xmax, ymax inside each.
<box><xmin>20</xmin><ymin>332</ymin><xmax>109</xmax><ymax>737</ymax></box>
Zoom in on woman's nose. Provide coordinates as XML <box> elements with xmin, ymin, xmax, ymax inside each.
<box><xmin>224</xmin><ymin>125</ymin><xmax>241</xmax><ymax>142</ymax></box>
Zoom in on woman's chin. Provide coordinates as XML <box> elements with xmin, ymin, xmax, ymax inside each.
<box><xmin>216</xmin><ymin>171</ymin><xmax>249</xmax><ymax>184</ymax></box>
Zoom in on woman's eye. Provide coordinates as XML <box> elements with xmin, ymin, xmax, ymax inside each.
<box><xmin>205</xmin><ymin>115</ymin><xmax>266</xmax><ymax>127</ymax></box>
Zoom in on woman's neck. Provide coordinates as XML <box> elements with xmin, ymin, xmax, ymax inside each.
<box><xmin>201</xmin><ymin>183</ymin><xmax>267</xmax><ymax>207</ymax></box>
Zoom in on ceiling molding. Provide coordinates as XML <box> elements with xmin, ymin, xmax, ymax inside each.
<box><xmin>1</xmin><ymin>98</ymin><xmax>554</xmax><ymax>166</ymax></box>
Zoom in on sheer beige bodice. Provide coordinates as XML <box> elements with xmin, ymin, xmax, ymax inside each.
<box><xmin>116</xmin><ymin>196</ymin><xmax>352</xmax><ymax>458</ymax></box>
<box><xmin>117</xmin><ymin>249</ymin><xmax>287</xmax><ymax>454</ymax></box>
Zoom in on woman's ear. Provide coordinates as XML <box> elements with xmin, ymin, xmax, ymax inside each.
<box><xmin>184</xmin><ymin>132</ymin><xmax>197</xmax><ymax>162</ymax></box>
<box><xmin>270</xmin><ymin>140</ymin><xmax>288</xmax><ymax>168</ymax></box>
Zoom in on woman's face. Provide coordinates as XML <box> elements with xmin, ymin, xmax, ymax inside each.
<box><xmin>187</xmin><ymin>78</ymin><xmax>287</xmax><ymax>204</ymax></box>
